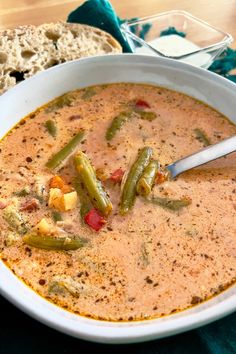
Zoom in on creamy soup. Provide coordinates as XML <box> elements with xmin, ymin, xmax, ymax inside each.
<box><xmin>0</xmin><ymin>83</ymin><xmax>236</xmax><ymax>321</ymax></box>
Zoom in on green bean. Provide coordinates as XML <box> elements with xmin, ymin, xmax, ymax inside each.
<box><xmin>74</xmin><ymin>152</ymin><xmax>112</xmax><ymax>216</ymax></box>
<box><xmin>146</xmin><ymin>196</ymin><xmax>191</xmax><ymax>211</ymax></box>
<box><xmin>52</xmin><ymin>211</ymin><xmax>63</xmax><ymax>222</ymax></box>
<box><xmin>49</xmin><ymin>275</ymin><xmax>97</xmax><ymax>297</ymax></box>
<box><xmin>33</xmin><ymin>194</ymin><xmax>44</xmax><ymax>204</ymax></box>
<box><xmin>46</xmin><ymin>130</ymin><xmax>85</xmax><ymax>169</ymax></box>
<box><xmin>3</xmin><ymin>205</ymin><xmax>28</xmax><ymax>234</ymax></box>
<box><xmin>139</xmin><ymin>111</ymin><xmax>157</xmax><ymax>121</ymax></box>
<box><xmin>193</xmin><ymin>128</ymin><xmax>211</xmax><ymax>147</ymax></box>
<box><xmin>80</xmin><ymin>203</ymin><xmax>91</xmax><ymax>219</ymax></box>
<box><xmin>44</xmin><ymin>119</ymin><xmax>57</xmax><ymax>137</ymax></box>
<box><xmin>106</xmin><ymin>111</ymin><xmax>132</xmax><ymax>141</ymax></box>
<box><xmin>136</xmin><ymin>160</ymin><xmax>160</xmax><ymax>196</ymax></box>
<box><xmin>81</xmin><ymin>87</ymin><xmax>97</xmax><ymax>100</ymax></box>
<box><xmin>45</xmin><ymin>93</ymin><xmax>74</xmax><ymax>113</ymax></box>
<box><xmin>23</xmin><ymin>233</ymin><xmax>86</xmax><ymax>251</ymax></box>
<box><xmin>73</xmin><ymin>177</ymin><xmax>90</xmax><ymax>205</ymax></box>
<box><xmin>13</xmin><ymin>187</ymin><xmax>30</xmax><ymax>197</ymax></box>
<box><xmin>120</xmin><ymin>147</ymin><xmax>153</xmax><ymax>215</ymax></box>
<box><xmin>73</xmin><ymin>177</ymin><xmax>93</xmax><ymax>219</ymax></box>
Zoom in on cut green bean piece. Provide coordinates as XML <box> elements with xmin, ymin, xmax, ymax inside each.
<box><xmin>146</xmin><ymin>196</ymin><xmax>191</xmax><ymax>211</ymax></box>
<box><xmin>136</xmin><ymin>160</ymin><xmax>160</xmax><ymax>196</ymax></box>
<box><xmin>13</xmin><ymin>187</ymin><xmax>30</xmax><ymax>197</ymax></box>
<box><xmin>139</xmin><ymin>111</ymin><xmax>157</xmax><ymax>121</ymax></box>
<box><xmin>44</xmin><ymin>119</ymin><xmax>57</xmax><ymax>138</ymax></box>
<box><xmin>46</xmin><ymin>130</ymin><xmax>85</xmax><ymax>169</ymax></box>
<box><xmin>120</xmin><ymin>147</ymin><xmax>153</xmax><ymax>215</ymax></box>
<box><xmin>52</xmin><ymin>211</ymin><xmax>63</xmax><ymax>222</ymax></box>
<box><xmin>106</xmin><ymin>111</ymin><xmax>132</xmax><ymax>141</ymax></box>
<box><xmin>23</xmin><ymin>233</ymin><xmax>86</xmax><ymax>251</ymax></box>
<box><xmin>3</xmin><ymin>205</ymin><xmax>28</xmax><ymax>234</ymax></box>
<box><xmin>80</xmin><ymin>203</ymin><xmax>91</xmax><ymax>219</ymax></box>
<box><xmin>74</xmin><ymin>152</ymin><xmax>112</xmax><ymax>216</ymax></box>
<box><xmin>74</xmin><ymin>177</ymin><xmax>93</xmax><ymax>219</ymax></box>
<box><xmin>45</xmin><ymin>93</ymin><xmax>74</xmax><ymax>113</ymax></box>
<box><xmin>81</xmin><ymin>87</ymin><xmax>97</xmax><ymax>100</ymax></box>
<box><xmin>193</xmin><ymin>128</ymin><xmax>211</xmax><ymax>147</ymax></box>
<box><xmin>49</xmin><ymin>275</ymin><xmax>98</xmax><ymax>297</ymax></box>
<box><xmin>73</xmin><ymin>177</ymin><xmax>90</xmax><ymax>204</ymax></box>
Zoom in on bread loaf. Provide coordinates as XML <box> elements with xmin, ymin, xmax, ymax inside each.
<box><xmin>0</xmin><ymin>22</ymin><xmax>122</xmax><ymax>94</ymax></box>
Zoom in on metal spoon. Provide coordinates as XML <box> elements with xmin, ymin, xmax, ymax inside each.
<box><xmin>166</xmin><ymin>135</ymin><xmax>236</xmax><ymax>179</ymax></box>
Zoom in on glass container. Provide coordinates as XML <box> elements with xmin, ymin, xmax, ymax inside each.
<box><xmin>121</xmin><ymin>10</ymin><xmax>233</xmax><ymax>68</ymax></box>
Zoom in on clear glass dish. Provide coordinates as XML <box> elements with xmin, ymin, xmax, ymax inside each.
<box><xmin>121</xmin><ymin>10</ymin><xmax>233</xmax><ymax>69</ymax></box>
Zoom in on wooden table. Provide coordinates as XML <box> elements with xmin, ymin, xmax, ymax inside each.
<box><xmin>0</xmin><ymin>0</ymin><xmax>235</xmax><ymax>48</ymax></box>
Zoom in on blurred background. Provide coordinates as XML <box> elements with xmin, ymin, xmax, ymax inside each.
<box><xmin>0</xmin><ymin>0</ymin><xmax>235</xmax><ymax>50</ymax></box>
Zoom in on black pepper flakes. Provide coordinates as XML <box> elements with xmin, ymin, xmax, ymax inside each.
<box><xmin>26</xmin><ymin>156</ymin><xmax>32</xmax><ymax>163</ymax></box>
<box><xmin>25</xmin><ymin>247</ymin><xmax>32</xmax><ymax>257</ymax></box>
<box><xmin>145</xmin><ymin>276</ymin><xmax>153</xmax><ymax>284</ymax></box>
<box><xmin>39</xmin><ymin>279</ymin><xmax>46</xmax><ymax>286</ymax></box>
<box><xmin>191</xmin><ymin>296</ymin><xmax>202</xmax><ymax>305</ymax></box>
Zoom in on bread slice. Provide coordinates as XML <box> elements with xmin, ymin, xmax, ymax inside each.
<box><xmin>0</xmin><ymin>22</ymin><xmax>122</xmax><ymax>94</ymax></box>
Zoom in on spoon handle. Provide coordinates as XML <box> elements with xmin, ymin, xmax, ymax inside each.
<box><xmin>166</xmin><ymin>134</ymin><xmax>236</xmax><ymax>179</ymax></box>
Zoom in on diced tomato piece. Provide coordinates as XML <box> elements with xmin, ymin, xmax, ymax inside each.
<box><xmin>49</xmin><ymin>175</ymin><xmax>72</xmax><ymax>193</ymax></box>
<box><xmin>110</xmin><ymin>168</ymin><xmax>125</xmax><ymax>183</ymax></box>
<box><xmin>155</xmin><ymin>170</ymin><xmax>168</xmax><ymax>184</ymax></box>
<box><xmin>0</xmin><ymin>201</ymin><xmax>6</xmax><ymax>209</ymax></box>
<box><xmin>20</xmin><ymin>199</ymin><xmax>39</xmax><ymax>212</ymax></box>
<box><xmin>84</xmin><ymin>208</ymin><xmax>106</xmax><ymax>231</ymax></box>
<box><xmin>135</xmin><ymin>99</ymin><xmax>151</xmax><ymax>110</ymax></box>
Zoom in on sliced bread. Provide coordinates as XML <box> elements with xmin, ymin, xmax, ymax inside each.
<box><xmin>0</xmin><ymin>22</ymin><xmax>122</xmax><ymax>94</ymax></box>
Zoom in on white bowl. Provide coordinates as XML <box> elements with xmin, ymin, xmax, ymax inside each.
<box><xmin>0</xmin><ymin>54</ymin><xmax>236</xmax><ymax>344</ymax></box>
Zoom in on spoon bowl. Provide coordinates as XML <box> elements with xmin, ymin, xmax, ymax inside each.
<box><xmin>167</xmin><ymin>134</ymin><xmax>236</xmax><ymax>179</ymax></box>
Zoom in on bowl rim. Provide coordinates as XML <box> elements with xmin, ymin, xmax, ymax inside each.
<box><xmin>0</xmin><ymin>54</ymin><xmax>236</xmax><ymax>344</ymax></box>
<box><xmin>1</xmin><ymin>268</ymin><xmax>236</xmax><ymax>344</ymax></box>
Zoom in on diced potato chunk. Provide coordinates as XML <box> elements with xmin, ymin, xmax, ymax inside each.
<box><xmin>35</xmin><ymin>218</ymin><xmax>52</xmax><ymax>234</ymax></box>
<box><xmin>48</xmin><ymin>188</ymin><xmax>78</xmax><ymax>212</ymax></box>
<box><xmin>63</xmin><ymin>191</ymin><xmax>78</xmax><ymax>211</ymax></box>
<box><xmin>48</xmin><ymin>188</ymin><xmax>63</xmax><ymax>210</ymax></box>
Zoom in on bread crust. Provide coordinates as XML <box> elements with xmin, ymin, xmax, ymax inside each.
<box><xmin>0</xmin><ymin>22</ymin><xmax>122</xmax><ymax>94</ymax></box>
